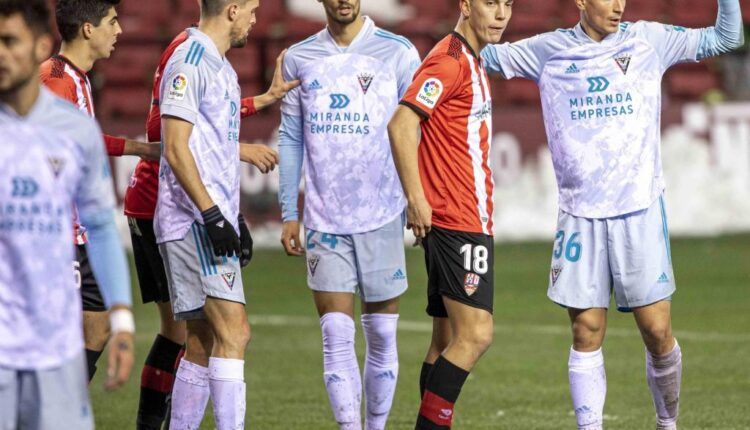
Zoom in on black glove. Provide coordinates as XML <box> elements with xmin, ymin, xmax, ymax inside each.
<box><xmin>238</xmin><ymin>214</ymin><xmax>253</xmax><ymax>267</ymax></box>
<box><xmin>201</xmin><ymin>205</ymin><xmax>241</xmax><ymax>257</ymax></box>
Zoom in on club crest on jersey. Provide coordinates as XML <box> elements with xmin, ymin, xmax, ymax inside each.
<box><xmin>167</xmin><ymin>73</ymin><xmax>189</xmax><ymax>101</ymax></box>
<box><xmin>47</xmin><ymin>156</ymin><xmax>65</xmax><ymax>178</ymax></box>
<box><xmin>357</xmin><ymin>73</ymin><xmax>374</xmax><ymax>94</ymax></box>
<box><xmin>464</xmin><ymin>272</ymin><xmax>480</xmax><ymax>296</ymax></box>
<box><xmin>307</xmin><ymin>255</ymin><xmax>320</xmax><ymax>276</ymax></box>
<box><xmin>614</xmin><ymin>54</ymin><xmax>632</xmax><ymax>75</ymax></box>
<box><xmin>417</xmin><ymin>78</ymin><xmax>443</xmax><ymax>109</ymax></box>
<box><xmin>550</xmin><ymin>265</ymin><xmax>563</xmax><ymax>286</ymax></box>
<box><xmin>221</xmin><ymin>272</ymin><xmax>236</xmax><ymax>290</ymax></box>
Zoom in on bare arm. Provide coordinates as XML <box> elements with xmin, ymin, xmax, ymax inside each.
<box><xmin>123</xmin><ymin>139</ymin><xmax>161</xmax><ymax>161</ymax></box>
<box><xmin>244</xmin><ymin>49</ymin><xmax>301</xmax><ymax>114</ymax></box>
<box><xmin>388</xmin><ymin>105</ymin><xmax>432</xmax><ymax>241</ymax></box>
<box><xmin>162</xmin><ymin>116</ymin><xmax>214</xmax><ymax>211</ymax></box>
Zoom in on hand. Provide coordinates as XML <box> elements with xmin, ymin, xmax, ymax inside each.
<box><xmin>265</xmin><ymin>49</ymin><xmax>300</xmax><ymax>102</ymax></box>
<box><xmin>406</xmin><ymin>196</ymin><xmax>432</xmax><ymax>244</ymax></box>
<box><xmin>281</xmin><ymin>220</ymin><xmax>304</xmax><ymax>256</ymax></box>
<box><xmin>201</xmin><ymin>205</ymin><xmax>241</xmax><ymax>257</ymax></box>
<box><xmin>238</xmin><ymin>214</ymin><xmax>253</xmax><ymax>267</ymax></box>
<box><xmin>240</xmin><ymin>143</ymin><xmax>278</xmax><ymax>173</ymax></box>
<box><xmin>104</xmin><ymin>330</ymin><xmax>134</xmax><ymax>391</ymax></box>
<box><xmin>125</xmin><ymin>140</ymin><xmax>161</xmax><ymax>161</ymax></box>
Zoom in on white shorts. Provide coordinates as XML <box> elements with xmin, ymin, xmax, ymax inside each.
<box><xmin>0</xmin><ymin>353</ymin><xmax>92</xmax><ymax>430</ymax></box>
<box><xmin>547</xmin><ymin>195</ymin><xmax>676</xmax><ymax>312</ymax></box>
<box><xmin>305</xmin><ymin>213</ymin><xmax>408</xmax><ymax>303</ymax></box>
<box><xmin>159</xmin><ymin>222</ymin><xmax>246</xmax><ymax>320</ymax></box>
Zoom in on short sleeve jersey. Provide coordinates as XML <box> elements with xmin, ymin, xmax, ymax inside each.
<box><xmin>0</xmin><ymin>88</ymin><xmax>115</xmax><ymax>370</ymax></box>
<box><xmin>155</xmin><ymin>28</ymin><xmax>242</xmax><ymax>243</ymax></box>
<box><xmin>482</xmin><ymin>22</ymin><xmax>703</xmax><ymax>218</ymax></box>
<box><xmin>401</xmin><ymin>32</ymin><xmax>495</xmax><ymax>236</ymax></box>
<box><xmin>281</xmin><ymin>17</ymin><xmax>421</xmax><ymax>234</ymax></box>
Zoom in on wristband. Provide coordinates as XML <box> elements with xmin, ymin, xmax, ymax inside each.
<box><xmin>109</xmin><ymin>308</ymin><xmax>135</xmax><ymax>334</ymax></box>
<box><xmin>201</xmin><ymin>205</ymin><xmax>223</xmax><ymax>224</ymax></box>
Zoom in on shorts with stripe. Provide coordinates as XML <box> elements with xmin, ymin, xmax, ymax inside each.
<box><xmin>158</xmin><ymin>221</ymin><xmax>245</xmax><ymax>320</ymax></box>
<box><xmin>547</xmin><ymin>194</ymin><xmax>675</xmax><ymax>312</ymax></box>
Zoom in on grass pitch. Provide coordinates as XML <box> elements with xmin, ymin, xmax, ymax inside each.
<box><xmin>90</xmin><ymin>235</ymin><xmax>750</xmax><ymax>429</ymax></box>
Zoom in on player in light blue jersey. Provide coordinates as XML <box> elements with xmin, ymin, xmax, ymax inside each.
<box><xmin>481</xmin><ymin>1</ymin><xmax>744</xmax><ymax>428</ymax></box>
<box><xmin>0</xmin><ymin>1</ymin><xmax>134</xmax><ymax>428</ymax></box>
<box><xmin>278</xmin><ymin>1</ymin><xmax>421</xmax><ymax>428</ymax></box>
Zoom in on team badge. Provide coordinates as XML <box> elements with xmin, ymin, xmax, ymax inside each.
<box><xmin>357</xmin><ymin>73</ymin><xmax>374</xmax><ymax>94</ymax></box>
<box><xmin>464</xmin><ymin>272</ymin><xmax>480</xmax><ymax>296</ymax></box>
<box><xmin>614</xmin><ymin>54</ymin><xmax>632</xmax><ymax>75</ymax></box>
<box><xmin>47</xmin><ymin>156</ymin><xmax>65</xmax><ymax>178</ymax></box>
<box><xmin>167</xmin><ymin>73</ymin><xmax>189</xmax><ymax>100</ymax></box>
<box><xmin>416</xmin><ymin>78</ymin><xmax>443</xmax><ymax>109</ymax></box>
<box><xmin>307</xmin><ymin>255</ymin><xmax>320</xmax><ymax>276</ymax></box>
<box><xmin>550</xmin><ymin>265</ymin><xmax>563</xmax><ymax>286</ymax></box>
<box><xmin>221</xmin><ymin>272</ymin><xmax>236</xmax><ymax>290</ymax></box>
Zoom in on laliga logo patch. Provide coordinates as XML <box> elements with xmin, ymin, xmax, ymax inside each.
<box><xmin>307</xmin><ymin>255</ymin><xmax>320</xmax><ymax>276</ymax></box>
<box><xmin>614</xmin><ymin>54</ymin><xmax>632</xmax><ymax>75</ymax></box>
<box><xmin>221</xmin><ymin>272</ymin><xmax>236</xmax><ymax>290</ymax></box>
<box><xmin>416</xmin><ymin>78</ymin><xmax>443</xmax><ymax>109</ymax></box>
<box><xmin>464</xmin><ymin>272</ymin><xmax>480</xmax><ymax>296</ymax></box>
<box><xmin>357</xmin><ymin>73</ymin><xmax>374</xmax><ymax>94</ymax></box>
<box><xmin>550</xmin><ymin>265</ymin><xmax>563</xmax><ymax>286</ymax></box>
<box><xmin>168</xmin><ymin>73</ymin><xmax>189</xmax><ymax>101</ymax></box>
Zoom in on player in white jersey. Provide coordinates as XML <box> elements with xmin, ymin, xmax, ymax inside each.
<box><xmin>0</xmin><ymin>1</ymin><xmax>134</xmax><ymax>428</ymax></box>
<box><xmin>278</xmin><ymin>1</ymin><xmax>420</xmax><ymax>428</ymax></box>
<box><xmin>481</xmin><ymin>1</ymin><xmax>743</xmax><ymax>428</ymax></box>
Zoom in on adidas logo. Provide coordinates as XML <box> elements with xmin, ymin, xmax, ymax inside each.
<box><xmin>325</xmin><ymin>374</ymin><xmax>343</xmax><ymax>386</ymax></box>
<box><xmin>376</xmin><ymin>370</ymin><xmax>396</xmax><ymax>380</ymax></box>
<box><xmin>308</xmin><ymin>79</ymin><xmax>322</xmax><ymax>90</ymax></box>
<box><xmin>392</xmin><ymin>269</ymin><xmax>406</xmax><ymax>281</ymax></box>
<box><xmin>565</xmin><ymin>63</ymin><xmax>580</xmax><ymax>74</ymax></box>
<box><xmin>658</xmin><ymin>272</ymin><xmax>670</xmax><ymax>283</ymax></box>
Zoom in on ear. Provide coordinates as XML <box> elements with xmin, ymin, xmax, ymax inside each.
<box><xmin>81</xmin><ymin>22</ymin><xmax>94</xmax><ymax>40</ymax></box>
<box><xmin>34</xmin><ymin>34</ymin><xmax>54</xmax><ymax>63</ymax></box>
<box><xmin>460</xmin><ymin>0</ymin><xmax>472</xmax><ymax>18</ymax></box>
<box><xmin>575</xmin><ymin>0</ymin><xmax>586</xmax><ymax>12</ymax></box>
<box><xmin>227</xmin><ymin>3</ymin><xmax>240</xmax><ymax>21</ymax></box>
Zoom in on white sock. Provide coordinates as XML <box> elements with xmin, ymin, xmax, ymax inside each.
<box><xmin>647</xmin><ymin>340</ymin><xmax>682</xmax><ymax>430</ymax></box>
<box><xmin>361</xmin><ymin>313</ymin><xmax>399</xmax><ymax>430</ymax></box>
<box><xmin>569</xmin><ymin>347</ymin><xmax>606</xmax><ymax>430</ymax></box>
<box><xmin>321</xmin><ymin>312</ymin><xmax>362</xmax><ymax>430</ymax></box>
<box><xmin>171</xmin><ymin>359</ymin><xmax>210</xmax><ymax>430</ymax></box>
<box><xmin>208</xmin><ymin>357</ymin><xmax>246</xmax><ymax>430</ymax></box>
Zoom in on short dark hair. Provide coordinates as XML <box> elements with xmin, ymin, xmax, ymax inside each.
<box><xmin>200</xmin><ymin>0</ymin><xmax>249</xmax><ymax>17</ymax></box>
<box><xmin>0</xmin><ymin>0</ymin><xmax>52</xmax><ymax>35</ymax></box>
<box><xmin>55</xmin><ymin>0</ymin><xmax>120</xmax><ymax>43</ymax></box>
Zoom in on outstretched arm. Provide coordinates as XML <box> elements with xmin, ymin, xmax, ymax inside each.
<box><xmin>697</xmin><ymin>0</ymin><xmax>744</xmax><ymax>59</ymax></box>
<box><xmin>241</xmin><ymin>49</ymin><xmax>301</xmax><ymax>117</ymax></box>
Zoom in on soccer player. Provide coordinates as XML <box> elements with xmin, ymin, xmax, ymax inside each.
<box><xmin>388</xmin><ymin>0</ymin><xmax>513</xmax><ymax>428</ymax></box>
<box><xmin>480</xmin><ymin>1</ymin><xmax>743</xmax><ymax>428</ymax></box>
<box><xmin>155</xmin><ymin>0</ymin><xmax>278</xmax><ymax>428</ymax></box>
<box><xmin>129</xmin><ymin>26</ymin><xmax>296</xmax><ymax>430</ymax></box>
<box><xmin>39</xmin><ymin>0</ymin><xmax>159</xmax><ymax>384</ymax></box>
<box><xmin>0</xmin><ymin>0</ymin><xmax>134</xmax><ymax>427</ymax></box>
<box><xmin>278</xmin><ymin>0</ymin><xmax>421</xmax><ymax>428</ymax></box>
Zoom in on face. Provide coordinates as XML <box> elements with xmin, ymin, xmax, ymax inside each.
<box><xmin>320</xmin><ymin>0</ymin><xmax>361</xmax><ymax>26</ymax></box>
<box><xmin>578</xmin><ymin>0</ymin><xmax>626</xmax><ymax>38</ymax></box>
<box><xmin>0</xmin><ymin>14</ymin><xmax>52</xmax><ymax>96</ymax></box>
<box><xmin>229</xmin><ymin>0</ymin><xmax>259</xmax><ymax>48</ymax></box>
<box><xmin>463</xmin><ymin>0</ymin><xmax>513</xmax><ymax>46</ymax></box>
<box><xmin>87</xmin><ymin>6</ymin><xmax>122</xmax><ymax>60</ymax></box>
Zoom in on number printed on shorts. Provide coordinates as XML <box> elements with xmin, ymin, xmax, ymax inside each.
<box><xmin>553</xmin><ymin>230</ymin><xmax>581</xmax><ymax>262</ymax></box>
<box><xmin>306</xmin><ymin>231</ymin><xmax>338</xmax><ymax>250</ymax></box>
<box><xmin>460</xmin><ymin>244</ymin><xmax>489</xmax><ymax>274</ymax></box>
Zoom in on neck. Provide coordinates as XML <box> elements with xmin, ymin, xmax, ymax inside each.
<box><xmin>455</xmin><ymin>19</ymin><xmax>485</xmax><ymax>56</ymax></box>
<box><xmin>0</xmin><ymin>76</ymin><xmax>41</xmax><ymax>117</ymax></box>
<box><xmin>198</xmin><ymin>18</ymin><xmax>231</xmax><ymax>56</ymax></box>
<box><xmin>326</xmin><ymin>15</ymin><xmax>365</xmax><ymax>47</ymax></box>
<box><xmin>580</xmin><ymin>18</ymin><xmax>606</xmax><ymax>42</ymax></box>
<box><xmin>59</xmin><ymin>40</ymin><xmax>95</xmax><ymax>72</ymax></box>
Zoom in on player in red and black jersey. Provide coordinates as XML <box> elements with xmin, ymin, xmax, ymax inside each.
<box><xmin>126</xmin><ymin>27</ymin><xmax>298</xmax><ymax>430</ymax></box>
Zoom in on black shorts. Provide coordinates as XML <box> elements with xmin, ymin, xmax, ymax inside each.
<box><xmin>423</xmin><ymin>226</ymin><xmax>494</xmax><ymax>318</ymax></box>
<box><xmin>129</xmin><ymin>217</ymin><xmax>171</xmax><ymax>304</ymax></box>
<box><xmin>75</xmin><ymin>245</ymin><xmax>106</xmax><ymax>312</ymax></box>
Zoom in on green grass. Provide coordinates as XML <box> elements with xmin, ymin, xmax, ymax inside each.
<box><xmin>91</xmin><ymin>235</ymin><xmax>750</xmax><ymax>429</ymax></box>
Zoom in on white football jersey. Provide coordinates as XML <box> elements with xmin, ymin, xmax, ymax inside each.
<box><xmin>282</xmin><ymin>17</ymin><xmax>421</xmax><ymax>234</ymax></box>
<box><xmin>156</xmin><ymin>28</ymin><xmax>241</xmax><ymax>243</ymax></box>
<box><xmin>483</xmin><ymin>21</ymin><xmax>703</xmax><ymax>218</ymax></box>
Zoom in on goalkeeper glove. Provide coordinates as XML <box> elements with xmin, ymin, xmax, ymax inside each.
<box><xmin>238</xmin><ymin>214</ymin><xmax>253</xmax><ymax>267</ymax></box>
<box><xmin>201</xmin><ymin>205</ymin><xmax>241</xmax><ymax>257</ymax></box>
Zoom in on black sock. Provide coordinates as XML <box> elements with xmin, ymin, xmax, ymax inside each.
<box><xmin>419</xmin><ymin>361</ymin><xmax>434</xmax><ymax>399</ymax></box>
<box><xmin>136</xmin><ymin>335</ymin><xmax>184</xmax><ymax>430</ymax></box>
<box><xmin>85</xmin><ymin>348</ymin><xmax>103</xmax><ymax>382</ymax></box>
<box><xmin>416</xmin><ymin>355</ymin><xmax>469</xmax><ymax>430</ymax></box>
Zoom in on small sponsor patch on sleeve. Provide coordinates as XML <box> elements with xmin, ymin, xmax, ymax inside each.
<box><xmin>167</xmin><ymin>73</ymin><xmax>189</xmax><ymax>101</ymax></box>
<box><xmin>416</xmin><ymin>78</ymin><xmax>444</xmax><ymax>109</ymax></box>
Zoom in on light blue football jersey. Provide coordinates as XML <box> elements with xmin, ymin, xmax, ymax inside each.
<box><xmin>281</xmin><ymin>17</ymin><xmax>421</xmax><ymax>234</ymax></box>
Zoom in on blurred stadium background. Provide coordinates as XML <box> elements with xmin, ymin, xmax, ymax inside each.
<box><xmin>69</xmin><ymin>2</ymin><xmax>750</xmax><ymax>428</ymax></box>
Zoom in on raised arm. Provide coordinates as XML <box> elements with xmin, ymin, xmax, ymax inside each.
<box><xmin>697</xmin><ymin>0</ymin><xmax>744</xmax><ymax>59</ymax></box>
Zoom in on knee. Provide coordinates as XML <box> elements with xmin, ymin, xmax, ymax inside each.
<box><xmin>215</xmin><ymin>319</ymin><xmax>251</xmax><ymax>352</ymax></box>
<box><xmin>641</xmin><ymin>323</ymin><xmax>673</xmax><ymax>352</ymax></box>
<box><xmin>571</xmin><ymin>316</ymin><xmax>605</xmax><ymax>350</ymax></box>
<box><xmin>321</xmin><ymin>312</ymin><xmax>356</xmax><ymax>349</ymax></box>
<box><xmin>457</xmin><ymin>326</ymin><xmax>493</xmax><ymax>356</ymax></box>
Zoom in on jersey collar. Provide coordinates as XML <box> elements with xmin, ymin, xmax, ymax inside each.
<box><xmin>0</xmin><ymin>86</ymin><xmax>55</xmax><ymax>121</ymax></box>
<box><xmin>451</xmin><ymin>31</ymin><xmax>480</xmax><ymax>61</ymax></box>
<box><xmin>324</xmin><ymin>15</ymin><xmax>374</xmax><ymax>53</ymax></box>
<box><xmin>186</xmin><ymin>27</ymin><xmax>223</xmax><ymax>60</ymax></box>
<box><xmin>54</xmin><ymin>54</ymin><xmax>87</xmax><ymax>79</ymax></box>
<box><xmin>573</xmin><ymin>22</ymin><xmax>620</xmax><ymax>45</ymax></box>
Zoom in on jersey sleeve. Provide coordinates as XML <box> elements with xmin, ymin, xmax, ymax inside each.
<box><xmin>399</xmin><ymin>54</ymin><xmax>463</xmax><ymax>120</ymax></box>
<box><xmin>395</xmin><ymin>45</ymin><xmax>423</xmax><ymax>99</ymax></box>
<box><xmin>75</xmin><ymin>120</ymin><xmax>117</xmax><ymax>217</ymax></box>
<box><xmin>280</xmin><ymin>52</ymin><xmax>302</xmax><ymax>117</ymax></box>
<box><xmin>639</xmin><ymin>21</ymin><xmax>703</xmax><ymax>71</ymax></box>
<box><xmin>481</xmin><ymin>35</ymin><xmax>549</xmax><ymax>81</ymax></box>
<box><xmin>41</xmin><ymin>75</ymin><xmax>77</xmax><ymax>106</ymax></box>
<box><xmin>159</xmin><ymin>56</ymin><xmax>207</xmax><ymax>124</ymax></box>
